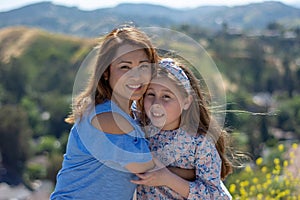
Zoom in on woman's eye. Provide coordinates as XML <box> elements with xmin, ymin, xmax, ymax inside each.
<box><xmin>120</xmin><ymin>65</ymin><xmax>130</xmax><ymax>69</ymax></box>
<box><xmin>140</xmin><ymin>64</ymin><xmax>151</xmax><ymax>70</ymax></box>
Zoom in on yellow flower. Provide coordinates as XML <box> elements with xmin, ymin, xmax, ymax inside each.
<box><xmin>274</xmin><ymin>158</ymin><xmax>280</xmax><ymax>165</ymax></box>
<box><xmin>240</xmin><ymin>187</ymin><xmax>247</xmax><ymax>197</ymax></box>
<box><xmin>229</xmin><ymin>184</ymin><xmax>236</xmax><ymax>193</ymax></box>
<box><xmin>292</xmin><ymin>143</ymin><xmax>298</xmax><ymax>149</ymax></box>
<box><xmin>256</xmin><ymin>157</ymin><xmax>263</xmax><ymax>166</ymax></box>
<box><xmin>240</xmin><ymin>180</ymin><xmax>249</xmax><ymax>187</ymax></box>
<box><xmin>252</xmin><ymin>177</ymin><xmax>259</xmax><ymax>184</ymax></box>
<box><xmin>257</xmin><ymin>193</ymin><xmax>263</xmax><ymax>200</ymax></box>
<box><xmin>245</xmin><ymin>165</ymin><xmax>252</xmax><ymax>173</ymax></box>
<box><xmin>283</xmin><ymin>160</ymin><xmax>288</xmax><ymax>167</ymax></box>
<box><xmin>261</xmin><ymin>166</ymin><xmax>267</xmax><ymax>173</ymax></box>
<box><xmin>256</xmin><ymin>184</ymin><xmax>262</xmax><ymax>190</ymax></box>
<box><xmin>284</xmin><ymin>179</ymin><xmax>290</xmax><ymax>186</ymax></box>
<box><xmin>278</xmin><ymin>144</ymin><xmax>284</xmax><ymax>152</ymax></box>
<box><xmin>270</xmin><ymin>189</ymin><xmax>275</xmax><ymax>195</ymax></box>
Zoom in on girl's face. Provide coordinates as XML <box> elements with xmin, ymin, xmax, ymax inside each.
<box><xmin>144</xmin><ymin>77</ymin><xmax>192</xmax><ymax>130</ymax></box>
<box><xmin>107</xmin><ymin>44</ymin><xmax>152</xmax><ymax>110</ymax></box>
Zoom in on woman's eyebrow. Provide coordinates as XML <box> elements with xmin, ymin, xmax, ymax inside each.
<box><xmin>117</xmin><ymin>60</ymin><xmax>150</xmax><ymax>64</ymax></box>
<box><xmin>139</xmin><ymin>60</ymin><xmax>150</xmax><ymax>63</ymax></box>
<box><xmin>117</xmin><ymin>60</ymin><xmax>131</xmax><ymax>64</ymax></box>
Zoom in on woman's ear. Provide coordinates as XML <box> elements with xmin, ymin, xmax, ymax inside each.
<box><xmin>183</xmin><ymin>95</ymin><xmax>193</xmax><ymax>110</ymax></box>
<box><xmin>103</xmin><ymin>70</ymin><xmax>109</xmax><ymax>81</ymax></box>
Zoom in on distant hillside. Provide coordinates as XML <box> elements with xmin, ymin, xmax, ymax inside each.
<box><xmin>0</xmin><ymin>26</ymin><xmax>96</xmax><ymax>101</ymax></box>
<box><xmin>0</xmin><ymin>1</ymin><xmax>299</xmax><ymax>37</ymax></box>
<box><xmin>0</xmin><ymin>26</ymin><xmax>96</xmax><ymax>63</ymax></box>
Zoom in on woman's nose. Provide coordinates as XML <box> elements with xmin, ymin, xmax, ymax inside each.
<box><xmin>128</xmin><ymin>67</ymin><xmax>142</xmax><ymax>79</ymax></box>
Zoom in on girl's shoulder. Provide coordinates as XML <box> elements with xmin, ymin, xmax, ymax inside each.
<box><xmin>178</xmin><ymin>129</ymin><xmax>216</xmax><ymax>147</ymax></box>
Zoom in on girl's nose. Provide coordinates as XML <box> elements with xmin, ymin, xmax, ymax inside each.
<box><xmin>152</xmin><ymin>98</ymin><xmax>161</xmax><ymax>107</ymax></box>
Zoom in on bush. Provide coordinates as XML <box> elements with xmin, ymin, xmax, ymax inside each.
<box><xmin>225</xmin><ymin>143</ymin><xmax>300</xmax><ymax>199</ymax></box>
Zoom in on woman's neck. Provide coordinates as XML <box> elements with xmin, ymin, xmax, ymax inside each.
<box><xmin>111</xmin><ymin>97</ymin><xmax>130</xmax><ymax>114</ymax></box>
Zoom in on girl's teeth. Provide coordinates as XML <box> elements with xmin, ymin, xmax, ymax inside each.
<box><xmin>152</xmin><ymin>112</ymin><xmax>163</xmax><ymax>117</ymax></box>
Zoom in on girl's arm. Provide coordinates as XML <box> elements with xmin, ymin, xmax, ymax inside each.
<box><xmin>167</xmin><ymin>167</ymin><xmax>195</xmax><ymax>181</ymax></box>
<box><xmin>186</xmin><ymin>136</ymin><xmax>232</xmax><ymax>199</ymax></box>
<box><xmin>131</xmin><ymin>158</ymin><xmax>190</xmax><ymax>198</ymax></box>
<box><xmin>131</xmin><ymin>137</ymin><xmax>232</xmax><ymax>199</ymax></box>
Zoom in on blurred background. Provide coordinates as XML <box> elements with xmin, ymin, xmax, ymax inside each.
<box><xmin>0</xmin><ymin>0</ymin><xmax>299</xmax><ymax>199</ymax></box>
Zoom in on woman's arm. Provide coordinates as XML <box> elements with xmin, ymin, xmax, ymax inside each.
<box><xmin>125</xmin><ymin>161</ymin><xmax>155</xmax><ymax>174</ymax></box>
<box><xmin>92</xmin><ymin>112</ymin><xmax>155</xmax><ymax>173</ymax></box>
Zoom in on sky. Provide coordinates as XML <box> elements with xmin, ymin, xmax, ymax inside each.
<box><xmin>0</xmin><ymin>0</ymin><xmax>299</xmax><ymax>12</ymax></box>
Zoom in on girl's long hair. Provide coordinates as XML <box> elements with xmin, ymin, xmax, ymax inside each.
<box><xmin>140</xmin><ymin>57</ymin><xmax>233</xmax><ymax>179</ymax></box>
<box><xmin>65</xmin><ymin>25</ymin><xmax>158</xmax><ymax>124</ymax></box>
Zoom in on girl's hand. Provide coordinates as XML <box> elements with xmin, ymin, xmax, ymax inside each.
<box><xmin>131</xmin><ymin>167</ymin><xmax>171</xmax><ymax>186</ymax></box>
<box><xmin>131</xmin><ymin>158</ymin><xmax>190</xmax><ymax>197</ymax></box>
<box><xmin>131</xmin><ymin>158</ymin><xmax>171</xmax><ymax>186</ymax></box>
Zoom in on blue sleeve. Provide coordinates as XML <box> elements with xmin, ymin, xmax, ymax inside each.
<box><xmin>75</xmin><ymin>115</ymin><xmax>152</xmax><ymax>169</ymax></box>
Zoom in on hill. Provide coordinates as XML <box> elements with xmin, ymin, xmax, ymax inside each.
<box><xmin>0</xmin><ymin>1</ymin><xmax>299</xmax><ymax>37</ymax></box>
<box><xmin>0</xmin><ymin>26</ymin><xmax>96</xmax><ymax>105</ymax></box>
<box><xmin>0</xmin><ymin>26</ymin><xmax>95</xmax><ymax>63</ymax></box>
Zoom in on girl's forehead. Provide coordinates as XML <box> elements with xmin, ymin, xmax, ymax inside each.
<box><xmin>149</xmin><ymin>78</ymin><xmax>178</xmax><ymax>91</ymax></box>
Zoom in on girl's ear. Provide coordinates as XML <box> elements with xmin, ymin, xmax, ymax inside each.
<box><xmin>183</xmin><ymin>95</ymin><xmax>193</xmax><ymax>110</ymax></box>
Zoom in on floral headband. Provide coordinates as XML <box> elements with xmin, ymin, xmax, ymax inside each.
<box><xmin>159</xmin><ymin>58</ymin><xmax>192</xmax><ymax>92</ymax></box>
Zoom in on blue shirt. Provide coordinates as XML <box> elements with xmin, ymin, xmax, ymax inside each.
<box><xmin>50</xmin><ymin>100</ymin><xmax>152</xmax><ymax>200</ymax></box>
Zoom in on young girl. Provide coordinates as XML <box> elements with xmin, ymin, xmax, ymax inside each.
<box><xmin>132</xmin><ymin>58</ymin><xmax>233</xmax><ymax>199</ymax></box>
<box><xmin>50</xmin><ymin>25</ymin><xmax>159</xmax><ymax>200</ymax></box>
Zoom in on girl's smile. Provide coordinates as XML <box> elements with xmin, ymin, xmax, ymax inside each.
<box><xmin>144</xmin><ymin>77</ymin><xmax>191</xmax><ymax>130</ymax></box>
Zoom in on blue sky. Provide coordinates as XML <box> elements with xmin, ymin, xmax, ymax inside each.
<box><xmin>0</xmin><ymin>0</ymin><xmax>299</xmax><ymax>11</ymax></box>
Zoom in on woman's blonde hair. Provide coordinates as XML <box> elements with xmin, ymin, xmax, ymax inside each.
<box><xmin>65</xmin><ymin>25</ymin><xmax>159</xmax><ymax>124</ymax></box>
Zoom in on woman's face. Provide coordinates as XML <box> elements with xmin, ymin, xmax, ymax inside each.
<box><xmin>144</xmin><ymin>77</ymin><xmax>191</xmax><ymax>130</ymax></box>
<box><xmin>108</xmin><ymin>44</ymin><xmax>152</xmax><ymax>109</ymax></box>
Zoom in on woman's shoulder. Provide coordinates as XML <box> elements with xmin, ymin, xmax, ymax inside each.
<box><xmin>92</xmin><ymin>112</ymin><xmax>134</xmax><ymax>134</ymax></box>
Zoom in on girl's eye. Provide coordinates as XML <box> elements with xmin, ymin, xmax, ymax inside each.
<box><xmin>145</xmin><ymin>92</ymin><xmax>155</xmax><ymax>97</ymax></box>
<box><xmin>162</xmin><ymin>95</ymin><xmax>171</xmax><ymax>100</ymax></box>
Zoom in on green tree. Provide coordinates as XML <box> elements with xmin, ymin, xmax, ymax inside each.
<box><xmin>0</xmin><ymin>105</ymin><xmax>32</xmax><ymax>185</ymax></box>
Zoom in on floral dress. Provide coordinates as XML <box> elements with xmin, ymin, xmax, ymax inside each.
<box><xmin>136</xmin><ymin>126</ymin><xmax>232</xmax><ymax>200</ymax></box>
